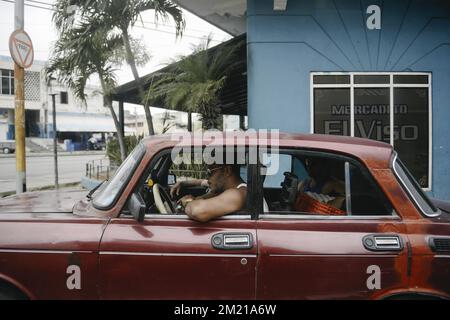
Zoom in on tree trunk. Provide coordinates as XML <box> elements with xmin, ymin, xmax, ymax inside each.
<box><xmin>99</xmin><ymin>76</ymin><xmax>126</xmax><ymax>162</ymax></box>
<box><xmin>199</xmin><ymin>104</ymin><xmax>222</xmax><ymax>130</ymax></box>
<box><xmin>121</xmin><ymin>27</ymin><xmax>155</xmax><ymax>135</ymax></box>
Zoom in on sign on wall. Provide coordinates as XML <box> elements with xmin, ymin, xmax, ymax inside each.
<box><xmin>312</xmin><ymin>73</ymin><xmax>431</xmax><ymax>189</ymax></box>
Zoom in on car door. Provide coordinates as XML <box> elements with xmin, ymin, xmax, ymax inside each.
<box><xmin>256</xmin><ymin>150</ymin><xmax>409</xmax><ymax>299</ymax></box>
<box><xmin>97</xmin><ymin>151</ymin><xmax>258</xmax><ymax>300</ymax></box>
<box><xmin>98</xmin><ymin>215</ymin><xmax>257</xmax><ymax>299</ymax></box>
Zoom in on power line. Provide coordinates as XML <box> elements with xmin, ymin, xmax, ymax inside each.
<box><xmin>0</xmin><ymin>0</ymin><xmax>53</xmax><ymax>11</ymax></box>
<box><xmin>142</xmin><ymin>19</ymin><xmax>210</xmax><ymax>34</ymax></box>
<box><xmin>26</xmin><ymin>0</ymin><xmax>54</xmax><ymax>7</ymax></box>
<box><xmin>0</xmin><ymin>0</ymin><xmax>226</xmax><ymax>42</ymax></box>
<box><xmin>137</xmin><ymin>24</ymin><xmax>223</xmax><ymax>42</ymax></box>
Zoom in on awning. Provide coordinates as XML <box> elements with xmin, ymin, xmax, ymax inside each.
<box><xmin>112</xmin><ymin>34</ymin><xmax>247</xmax><ymax>117</ymax></box>
<box><xmin>172</xmin><ymin>0</ymin><xmax>246</xmax><ymax>36</ymax></box>
<box><xmin>51</xmin><ymin>113</ymin><xmax>130</xmax><ymax>133</ymax></box>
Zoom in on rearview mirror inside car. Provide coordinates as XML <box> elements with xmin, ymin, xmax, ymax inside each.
<box><xmin>168</xmin><ymin>173</ymin><xmax>176</xmax><ymax>185</ymax></box>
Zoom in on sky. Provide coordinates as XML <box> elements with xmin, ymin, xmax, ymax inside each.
<box><xmin>0</xmin><ymin>0</ymin><xmax>232</xmax><ymax>114</ymax></box>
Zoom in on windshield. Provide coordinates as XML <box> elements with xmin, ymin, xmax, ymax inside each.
<box><xmin>93</xmin><ymin>143</ymin><xmax>146</xmax><ymax>210</ymax></box>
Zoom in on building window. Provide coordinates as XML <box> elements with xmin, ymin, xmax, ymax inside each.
<box><xmin>24</xmin><ymin>71</ymin><xmax>41</xmax><ymax>101</ymax></box>
<box><xmin>60</xmin><ymin>91</ymin><xmax>68</xmax><ymax>104</ymax></box>
<box><xmin>311</xmin><ymin>72</ymin><xmax>431</xmax><ymax>190</ymax></box>
<box><xmin>0</xmin><ymin>69</ymin><xmax>14</xmax><ymax>95</ymax></box>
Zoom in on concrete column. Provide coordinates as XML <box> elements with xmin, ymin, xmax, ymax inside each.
<box><xmin>239</xmin><ymin>115</ymin><xmax>246</xmax><ymax>130</ymax></box>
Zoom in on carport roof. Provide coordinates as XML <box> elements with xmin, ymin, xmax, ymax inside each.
<box><xmin>112</xmin><ymin>34</ymin><xmax>247</xmax><ymax>116</ymax></box>
<box><xmin>172</xmin><ymin>0</ymin><xmax>246</xmax><ymax>36</ymax></box>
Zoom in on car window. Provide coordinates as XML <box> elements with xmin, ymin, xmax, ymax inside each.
<box><xmin>260</xmin><ymin>150</ymin><xmax>394</xmax><ymax>217</ymax></box>
<box><xmin>131</xmin><ymin>147</ymin><xmax>252</xmax><ymax>218</ymax></box>
<box><xmin>263</xmin><ymin>154</ymin><xmax>292</xmax><ymax>188</ymax></box>
<box><xmin>393</xmin><ymin>154</ymin><xmax>439</xmax><ymax>217</ymax></box>
<box><xmin>93</xmin><ymin>143</ymin><xmax>146</xmax><ymax>210</ymax></box>
<box><xmin>347</xmin><ymin>162</ymin><xmax>393</xmax><ymax>215</ymax></box>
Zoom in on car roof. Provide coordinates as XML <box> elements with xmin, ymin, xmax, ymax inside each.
<box><xmin>142</xmin><ymin>132</ymin><xmax>393</xmax><ymax>169</ymax></box>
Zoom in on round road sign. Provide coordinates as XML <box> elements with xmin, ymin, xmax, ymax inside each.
<box><xmin>9</xmin><ymin>29</ymin><xmax>34</xmax><ymax>69</ymax></box>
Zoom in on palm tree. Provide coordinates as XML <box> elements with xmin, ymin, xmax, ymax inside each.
<box><xmin>53</xmin><ymin>0</ymin><xmax>185</xmax><ymax>135</ymax></box>
<box><xmin>146</xmin><ymin>37</ymin><xmax>243</xmax><ymax>130</ymax></box>
<box><xmin>46</xmin><ymin>22</ymin><xmax>128</xmax><ymax>161</ymax></box>
<box><xmin>160</xmin><ymin>110</ymin><xmax>187</xmax><ymax>134</ymax></box>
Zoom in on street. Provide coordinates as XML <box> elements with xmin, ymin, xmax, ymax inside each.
<box><xmin>0</xmin><ymin>153</ymin><xmax>108</xmax><ymax>193</ymax></box>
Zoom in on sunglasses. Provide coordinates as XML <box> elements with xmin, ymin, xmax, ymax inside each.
<box><xmin>206</xmin><ymin>167</ymin><xmax>222</xmax><ymax>178</ymax></box>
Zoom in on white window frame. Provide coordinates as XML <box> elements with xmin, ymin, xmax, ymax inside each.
<box><xmin>0</xmin><ymin>69</ymin><xmax>14</xmax><ymax>95</ymax></box>
<box><xmin>310</xmin><ymin>72</ymin><xmax>432</xmax><ymax>191</ymax></box>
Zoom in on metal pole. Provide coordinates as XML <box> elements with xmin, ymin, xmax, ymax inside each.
<box><xmin>134</xmin><ymin>106</ymin><xmax>137</xmax><ymax>135</ymax></box>
<box><xmin>119</xmin><ymin>101</ymin><xmax>125</xmax><ymax>138</ymax></box>
<box><xmin>50</xmin><ymin>94</ymin><xmax>59</xmax><ymax>190</ymax></box>
<box><xmin>14</xmin><ymin>0</ymin><xmax>26</xmax><ymax>194</ymax></box>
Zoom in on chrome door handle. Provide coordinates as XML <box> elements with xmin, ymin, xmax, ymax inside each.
<box><xmin>363</xmin><ymin>234</ymin><xmax>403</xmax><ymax>251</ymax></box>
<box><xmin>211</xmin><ymin>233</ymin><xmax>253</xmax><ymax>250</ymax></box>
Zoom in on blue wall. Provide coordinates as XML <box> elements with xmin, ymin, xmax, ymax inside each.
<box><xmin>247</xmin><ymin>0</ymin><xmax>450</xmax><ymax>199</ymax></box>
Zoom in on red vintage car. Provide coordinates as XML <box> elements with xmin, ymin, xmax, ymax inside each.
<box><xmin>0</xmin><ymin>132</ymin><xmax>449</xmax><ymax>300</ymax></box>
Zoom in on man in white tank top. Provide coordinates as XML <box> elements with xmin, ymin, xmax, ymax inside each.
<box><xmin>172</xmin><ymin>164</ymin><xmax>247</xmax><ymax>222</ymax></box>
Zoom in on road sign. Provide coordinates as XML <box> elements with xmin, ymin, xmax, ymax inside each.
<box><xmin>9</xmin><ymin>29</ymin><xmax>34</xmax><ymax>69</ymax></box>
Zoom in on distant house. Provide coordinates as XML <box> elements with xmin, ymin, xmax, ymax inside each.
<box><xmin>0</xmin><ymin>55</ymin><xmax>120</xmax><ymax>150</ymax></box>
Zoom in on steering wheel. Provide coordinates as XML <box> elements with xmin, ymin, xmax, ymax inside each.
<box><xmin>153</xmin><ymin>183</ymin><xmax>176</xmax><ymax>214</ymax></box>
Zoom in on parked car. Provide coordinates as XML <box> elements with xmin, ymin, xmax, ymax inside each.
<box><xmin>0</xmin><ymin>140</ymin><xmax>15</xmax><ymax>154</ymax></box>
<box><xmin>0</xmin><ymin>132</ymin><xmax>449</xmax><ymax>300</ymax></box>
<box><xmin>87</xmin><ymin>138</ymin><xmax>106</xmax><ymax>151</ymax></box>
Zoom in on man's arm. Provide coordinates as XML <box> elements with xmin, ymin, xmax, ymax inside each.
<box><xmin>185</xmin><ymin>189</ymin><xmax>246</xmax><ymax>222</ymax></box>
<box><xmin>170</xmin><ymin>179</ymin><xmax>208</xmax><ymax>197</ymax></box>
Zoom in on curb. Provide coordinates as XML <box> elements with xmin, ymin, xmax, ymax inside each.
<box><xmin>0</xmin><ymin>151</ymin><xmax>106</xmax><ymax>159</ymax></box>
<box><xmin>0</xmin><ymin>181</ymin><xmax>82</xmax><ymax>198</ymax></box>
<box><xmin>81</xmin><ymin>176</ymin><xmax>102</xmax><ymax>191</ymax></box>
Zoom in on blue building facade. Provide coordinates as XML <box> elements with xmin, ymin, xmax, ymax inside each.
<box><xmin>247</xmin><ymin>0</ymin><xmax>450</xmax><ymax>199</ymax></box>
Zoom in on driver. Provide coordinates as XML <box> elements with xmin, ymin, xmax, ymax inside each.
<box><xmin>170</xmin><ymin>164</ymin><xmax>247</xmax><ymax>222</ymax></box>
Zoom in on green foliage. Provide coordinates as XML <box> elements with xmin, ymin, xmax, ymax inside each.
<box><xmin>170</xmin><ymin>162</ymin><xmax>207</xmax><ymax>180</ymax></box>
<box><xmin>53</xmin><ymin>0</ymin><xmax>184</xmax><ymax>36</ymax></box>
<box><xmin>53</xmin><ymin>0</ymin><xmax>185</xmax><ymax>136</ymax></box>
<box><xmin>146</xmin><ymin>37</ymin><xmax>244</xmax><ymax>130</ymax></box>
<box><xmin>107</xmin><ymin>135</ymin><xmax>144</xmax><ymax>166</ymax></box>
<box><xmin>46</xmin><ymin>23</ymin><xmax>120</xmax><ymax>103</ymax></box>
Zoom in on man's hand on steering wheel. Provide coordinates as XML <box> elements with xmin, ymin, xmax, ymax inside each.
<box><xmin>170</xmin><ymin>181</ymin><xmax>183</xmax><ymax>198</ymax></box>
<box><xmin>153</xmin><ymin>183</ymin><xmax>176</xmax><ymax>214</ymax></box>
<box><xmin>178</xmin><ymin>195</ymin><xmax>194</xmax><ymax>208</ymax></box>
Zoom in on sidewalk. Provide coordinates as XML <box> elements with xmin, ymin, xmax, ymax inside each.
<box><xmin>0</xmin><ymin>150</ymin><xmax>106</xmax><ymax>159</ymax></box>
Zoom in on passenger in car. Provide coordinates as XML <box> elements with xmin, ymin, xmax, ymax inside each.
<box><xmin>174</xmin><ymin>164</ymin><xmax>247</xmax><ymax>222</ymax></box>
<box><xmin>294</xmin><ymin>158</ymin><xmax>346</xmax><ymax>212</ymax></box>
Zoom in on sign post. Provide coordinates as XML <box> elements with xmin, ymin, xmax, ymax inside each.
<box><xmin>8</xmin><ymin>0</ymin><xmax>33</xmax><ymax>194</ymax></box>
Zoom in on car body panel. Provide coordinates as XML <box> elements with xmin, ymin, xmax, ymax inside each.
<box><xmin>98</xmin><ymin>217</ymin><xmax>257</xmax><ymax>299</ymax></box>
<box><xmin>0</xmin><ymin>132</ymin><xmax>448</xmax><ymax>299</ymax></box>
<box><xmin>256</xmin><ymin>218</ymin><xmax>409</xmax><ymax>299</ymax></box>
<box><xmin>0</xmin><ymin>189</ymin><xmax>86</xmax><ymax>213</ymax></box>
<box><xmin>0</xmin><ymin>212</ymin><xmax>108</xmax><ymax>299</ymax></box>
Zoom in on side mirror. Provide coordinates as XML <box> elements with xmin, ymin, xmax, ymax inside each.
<box><xmin>168</xmin><ymin>173</ymin><xmax>176</xmax><ymax>185</ymax></box>
<box><xmin>128</xmin><ymin>192</ymin><xmax>146</xmax><ymax>222</ymax></box>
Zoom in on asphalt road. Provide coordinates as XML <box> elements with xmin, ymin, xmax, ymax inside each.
<box><xmin>0</xmin><ymin>153</ymin><xmax>109</xmax><ymax>193</ymax></box>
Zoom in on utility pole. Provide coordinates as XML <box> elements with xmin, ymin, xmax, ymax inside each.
<box><xmin>14</xmin><ymin>0</ymin><xmax>26</xmax><ymax>193</ymax></box>
<box><xmin>50</xmin><ymin>93</ymin><xmax>59</xmax><ymax>190</ymax></box>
